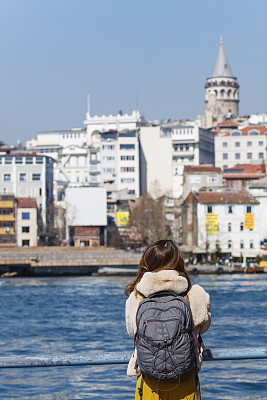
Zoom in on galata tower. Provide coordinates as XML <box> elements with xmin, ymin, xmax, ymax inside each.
<box><xmin>202</xmin><ymin>36</ymin><xmax>239</xmax><ymax>128</ymax></box>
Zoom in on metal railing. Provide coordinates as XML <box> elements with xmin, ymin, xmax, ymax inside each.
<box><xmin>0</xmin><ymin>347</ymin><xmax>266</xmax><ymax>369</ymax></box>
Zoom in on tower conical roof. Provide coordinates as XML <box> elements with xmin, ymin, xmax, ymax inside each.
<box><xmin>211</xmin><ymin>37</ymin><xmax>233</xmax><ymax>78</ymax></box>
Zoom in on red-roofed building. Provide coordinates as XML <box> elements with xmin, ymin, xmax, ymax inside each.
<box><xmin>181</xmin><ymin>188</ymin><xmax>261</xmax><ymax>261</ymax></box>
<box><xmin>223</xmin><ymin>163</ymin><xmax>266</xmax><ymax>191</ymax></box>
<box><xmin>16</xmin><ymin>197</ymin><xmax>38</xmax><ymax>247</ymax></box>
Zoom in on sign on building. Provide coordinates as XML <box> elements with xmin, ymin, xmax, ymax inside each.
<box><xmin>206</xmin><ymin>213</ymin><xmax>219</xmax><ymax>234</ymax></box>
<box><xmin>116</xmin><ymin>210</ymin><xmax>129</xmax><ymax>226</ymax></box>
<box><xmin>244</xmin><ymin>213</ymin><xmax>254</xmax><ymax>230</ymax></box>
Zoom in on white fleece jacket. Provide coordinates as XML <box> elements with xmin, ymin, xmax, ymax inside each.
<box><xmin>125</xmin><ymin>270</ymin><xmax>211</xmax><ymax>376</ymax></box>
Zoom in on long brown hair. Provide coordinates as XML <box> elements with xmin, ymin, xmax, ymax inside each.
<box><xmin>125</xmin><ymin>239</ymin><xmax>191</xmax><ymax>296</ymax></box>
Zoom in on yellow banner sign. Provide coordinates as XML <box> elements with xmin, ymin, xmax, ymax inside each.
<box><xmin>244</xmin><ymin>213</ymin><xmax>254</xmax><ymax>230</ymax></box>
<box><xmin>116</xmin><ymin>211</ymin><xmax>129</xmax><ymax>227</ymax></box>
<box><xmin>206</xmin><ymin>213</ymin><xmax>219</xmax><ymax>235</ymax></box>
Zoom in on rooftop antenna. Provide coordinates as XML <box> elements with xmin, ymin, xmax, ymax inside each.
<box><xmin>136</xmin><ymin>91</ymin><xmax>139</xmax><ymax>113</ymax></box>
<box><xmin>87</xmin><ymin>94</ymin><xmax>90</xmax><ymax>117</ymax></box>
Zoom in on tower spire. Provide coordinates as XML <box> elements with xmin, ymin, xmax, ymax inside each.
<box><xmin>211</xmin><ymin>37</ymin><xmax>233</xmax><ymax>78</ymax></box>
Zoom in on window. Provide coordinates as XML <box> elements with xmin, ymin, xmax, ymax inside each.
<box><xmin>15</xmin><ymin>156</ymin><xmax>23</xmax><ymax>164</ymax></box>
<box><xmin>246</xmin><ymin>205</ymin><xmax>252</xmax><ymax>213</ymax></box>
<box><xmin>259</xmin><ymin>153</ymin><xmax>264</xmax><ymax>159</ymax></box>
<box><xmin>222</xmin><ymin>142</ymin><xmax>228</xmax><ymax>148</ymax></box>
<box><xmin>231</xmin><ymin>131</ymin><xmax>241</xmax><ymax>136</ymax></box>
<box><xmin>235</xmin><ymin>153</ymin><xmax>240</xmax><ymax>160</ymax></box>
<box><xmin>228</xmin><ymin>205</ymin><xmax>233</xmax><ymax>214</ymax></box>
<box><xmin>247</xmin><ymin>153</ymin><xmax>252</xmax><ymax>159</ymax></box>
<box><xmin>249</xmin><ymin>130</ymin><xmax>259</xmax><ymax>136</ymax></box>
<box><xmin>4</xmin><ymin>174</ymin><xmax>11</xmax><ymax>181</ymax></box>
<box><xmin>36</xmin><ymin>157</ymin><xmax>43</xmax><ymax>164</ymax></box>
<box><xmin>26</xmin><ymin>157</ymin><xmax>33</xmax><ymax>164</ymax></box>
<box><xmin>207</xmin><ymin>176</ymin><xmax>218</xmax><ymax>183</ymax></box>
<box><xmin>103</xmin><ymin>156</ymin><xmax>115</xmax><ymax>161</ymax></box>
<box><xmin>128</xmin><ymin>190</ymin><xmax>135</xmax><ymax>195</ymax></box>
<box><xmin>102</xmin><ymin>144</ymin><xmax>115</xmax><ymax>150</ymax></box>
<box><xmin>223</xmin><ymin>153</ymin><xmax>228</xmax><ymax>160</ymax></box>
<box><xmin>247</xmin><ymin>141</ymin><xmax>252</xmax><ymax>147</ymax></box>
<box><xmin>22</xmin><ymin>226</ymin><xmax>30</xmax><ymax>233</ymax></box>
<box><xmin>121</xmin><ymin>178</ymin><xmax>135</xmax><ymax>183</ymax></box>
<box><xmin>235</xmin><ymin>142</ymin><xmax>240</xmax><ymax>147</ymax></box>
<box><xmin>228</xmin><ymin>240</ymin><xmax>232</xmax><ymax>249</ymax></box>
<box><xmin>32</xmin><ymin>174</ymin><xmax>41</xmax><ymax>181</ymax></box>
<box><xmin>189</xmin><ymin>176</ymin><xmax>201</xmax><ymax>183</ymax></box>
<box><xmin>240</xmin><ymin>240</ymin><xmax>244</xmax><ymax>249</ymax></box>
<box><xmin>207</xmin><ymin>205</ymin><xmax>213</xmax><ymax>213</ymax></box>
<box><xmin>22</xmin><ymin>212</ymin><xmax>30</xmax><ymax>220</ymax></box>
<box><xmin>103</xmin><ymin>168</ymin><xmax>115</xmax><ymax>173</ymax></box>
<box><xmin>0</xmin><ymin>157</ymin><xmax>2</xmax><ymax>164</ymax></box>
<box><xmin>259</xmin><ymin>141</ymin><xmax>264</xmax><ymax>146</ymax></box>
<box><xmin>223</xmin><ymin>165</ymin><xmax>228</xmax><ymax>170</ymax></box>
<box><xmin>22</xmin><ymin>240</ymin><xmax>30</xmax><ymax>246</ymax></box>
<box><xmin>120</xmin><ymin>167</ymin><xmax>135</xmax><ymax>172</ymax></box>
<box><xmin>120</xmin><ymin>144</ymin><xmax>135</xmax><ymax>150</ymax></box>
<box><xmin>240</xmin><ymin>222</ymin><xmax>244</xmax><ymax>231</ymax></box>
<box><xmin>39</xmin><ymin>188</ymin><xmax>42</xmax><ymax>196</ymax></box>
<box><xmin>250</xmin><ymin>240</ymin><xmax>254</xmax><ymax>249</ymax></box>
<box><xmin>121</xmin><ymin>155</ymin><xmax>134</xmax><ymax>160</ymax></box>
<box><xmin>5</xmin><ymin>157</ymin><xmax>12</xmax><ymax>164</ymax></box>
<box><xmin>228</xmin><ymin>222</ymin><xmax>232</xmax><ymax>232</ymax></box>
<box><xmin>20</xmin><ymin>173</ymin><xmax>26</xmax><ymax>181</ymax></box>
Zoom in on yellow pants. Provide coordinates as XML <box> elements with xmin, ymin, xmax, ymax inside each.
<box><xmin>135</xmin><ymin>368</ymin><xmax>201</xmax><ymax>400</ymax></box>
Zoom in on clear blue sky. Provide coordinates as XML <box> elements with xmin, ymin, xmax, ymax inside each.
<box><xmin>1</xmin><ymin>0</ymin><xmax>267</xmax><ymax>145</ymax></box>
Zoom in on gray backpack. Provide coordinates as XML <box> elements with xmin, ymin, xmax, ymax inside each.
<box><xmin>135</xmin><ymin>290</ymin><xmax>195</xmax><ymax>381</ymax></box>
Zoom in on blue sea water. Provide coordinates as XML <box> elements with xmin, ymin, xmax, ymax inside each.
<box><xmin>0</xmin><ymin>273</ymin><xmax>266</xmax><ymax>399</ymax></box>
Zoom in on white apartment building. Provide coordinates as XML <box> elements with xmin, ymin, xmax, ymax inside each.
<box><xmin>182</xmin><ymin>190</ymin><xmax>261</xmax><ymax>261</ymax></box>
<box><xmin>214</xmin><ymin>124</ymin><xmax>267</xmax><ymax>170</ymax></box>
<box><xmin>117</xmin><ymin>130</ymin><xmax>139</xmax><ymax>197</ymax></box>
<box><xmin>248</xmin><ymin>176</ymin><xmax>267</xmax><ymax>244</ymax></box>
<box><xmin>140</xmin><ymin>121</ymin><xmax>214</xmax><ymax>198</ymax></box>
<box><xmin>0</xmin><ymin>152</ymin><xmax>53</xmax><ymax>238</ymax></box>
<box><xmin>101</xmin><ymin>130</ymin><xmax>139</xmax><ymax>197</ymax></box>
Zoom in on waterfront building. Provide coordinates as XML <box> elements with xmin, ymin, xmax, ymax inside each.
<box><xmin>183</xmin><ymin>165</ymin><xmax>222</xmax><ymax>198</ymax></box>
<box><xmin>247</xmin><ymin>175</ymin><xmax>267</xmax><ymax>245</ymax></box>
<box><xmin>214</xmin><ymin>123</ymin><xmax>267</xmax><ymax>170</ymax></box>
<box><xmin>16</xmin><ymin>198</ymin><xmax>38</xmax><ymax>247</ymax></box>
<box><xmin>202</xmin><ymin>36</ymin><xmax>239</xmax><ymax>129</ymax></box>
<box><xmin>182</xmin><ymin>188</ymin><xmax>261</xmax><ymax>261</ymax></box>
<box><xmin>139</xmin><ymin>121</ymin><xmax>214</xmax><ymax>199</ymax></box>
<box><xmin>223</xmin><ymin>163</ymin><xmax>266</xmax><ymax>191</ymax></box>
<box><xmin>0</xmin><ymin>151</ymin><xmax>53</xmax><ymax>241</ymax></box>
<box><xmin>0</xmin><ymin>194</ymin><xmax>16</xmax><ymax>246</ymax></box>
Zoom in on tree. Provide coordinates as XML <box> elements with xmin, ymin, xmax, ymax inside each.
<box><xmin>129</xmin><ymin>195</ymin><xmax>170</xmax><ymax>245</ymax></box>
